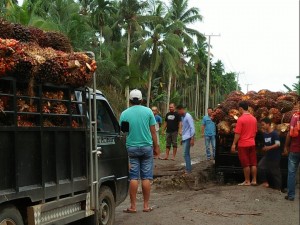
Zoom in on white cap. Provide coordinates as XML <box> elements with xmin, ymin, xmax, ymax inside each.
<box><xmin>129</xmin><ymin>89</ymin><xmax>142</xmax><ymax>100</ymax></box>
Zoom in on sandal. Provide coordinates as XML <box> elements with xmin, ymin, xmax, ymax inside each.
<box><xmin>123</xmin><ymin>208</ymin><xmax>137</xmax><ymax>213</ymax></box>
<box><xmin>143</xmin><ymin>207</ymin><xmax>154</xmax><ymax>212</ymax></box>
<box><xmin>238</xmin><ymin>181</ymin><xmax>251</xmax><ymax>186</ymax></box>
<box><xmin>251</xmin><ymin>182</ymin><xmax>258</xmax><ymax>186</ymax></box>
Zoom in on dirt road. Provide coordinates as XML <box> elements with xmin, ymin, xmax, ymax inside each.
<box><xmin>115</xmin><ymin>138</ymin><xmax>299</xmax><ymax>225</ymax></box>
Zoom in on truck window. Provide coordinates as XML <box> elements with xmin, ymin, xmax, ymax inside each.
<box><xmin>96</xmin><ymin>100</ymin><xmax>117</xmax><ymax>133</ymax></box>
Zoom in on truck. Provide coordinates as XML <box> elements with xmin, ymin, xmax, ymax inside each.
<box><xmin>215</xmin><ymin>125</ymin><xmax>288</xmax><ymax>189</ymax></box>
<box><xmin>0</xmin><ymin>53</ymin><xmax>129</xmax><ymax>225</ymax></box>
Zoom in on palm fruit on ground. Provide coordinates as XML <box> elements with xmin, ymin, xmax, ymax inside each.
<box><xmin>217</xmin><ymin>121</ymin><xmax>231</xmax><ymax>135</ymax></box>
<box><xmin>223</xmin><ymin>100</ymin><xmax>238</xmax><ymax>113</ymax></box>
<box><xmin>255</xmin><ymin>107</ymin><xmax>269</xmax><ymax>121</ymax></box>
<box><xmin>277</xmin><ymin>94</ymin><xmax>297</xmax><ymax>103</ymax></box>
<box><xmin>268</xmin><ymin>108</ymin><xmax>282</xmax><ymax>124</ymax></box>
<box><xmin>276</xmin><ymin>100</ymin><xmax>294</xmax><ymax>113</ymax></box>
<box><xmin>212</xmin><ymin>108</ymin><xmax>226</xmax><ymax>124</ymax></box>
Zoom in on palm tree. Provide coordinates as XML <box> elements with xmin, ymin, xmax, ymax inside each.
<box><xmin>132</xmin><ymin>0</ymin><xmax>182</xmax><ymax>107</ymax></box>
<box><xmin>167</xmin><ymin>0</ymin><xmax>203</xmax><ymax>46</ymax></box>
<box><xmin>90</xmin><ymin>0</ymin><xmax>117</xmax><ymax>59</ymax></box>
<box><xmin>115</xmin><ymin>0</ymin><xmax>149</xmax><ymax>107</ymax></box>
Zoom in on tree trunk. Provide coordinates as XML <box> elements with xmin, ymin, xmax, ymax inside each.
<box><xmin>195</xmin><ymin>73</ymin><xmax>199</xmax><ymax>119</ymax></box>
<box><xmin>125</xmin><ymin>26</ymin><xmax>131</xmax><ymax>108</ymax></box>
<box><xmin>167</xmin><ymin>72</ymin><xmax>172</xmax><ymax>109</ymax></box>
<box><xmin>99</xmin><ymin>26</ymin><xmax>103</xmax><ymax>60</ymax></box>
<box><xmin>146</xmin><ymin>69</ymin><xmax>153</xmax><ymax>107</ymax></box>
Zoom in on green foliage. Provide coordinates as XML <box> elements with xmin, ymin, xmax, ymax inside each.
<box><xmin>1</xmin><ymin>0</ymin><xmax>239</xmax><ymax>115</ymax></box>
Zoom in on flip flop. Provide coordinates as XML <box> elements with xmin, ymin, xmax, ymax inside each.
<box><xmin>251</xmin><ymin>182</ymin><xmax>258</xmax><ymax>186</ymax></box>
<box><xmin>238</xmin><ymin>182</ymin><xmax>251</xmax><ymax>186</ymax></box>
<box><xmin>123</xmin><ymin>208</ymin><xmax>137</xmax><ymax>213</ymax></box>
<box><xmin>143</xmin><ymin>207</ymin><xmax>154</xmax><ymax>212</ymax></box>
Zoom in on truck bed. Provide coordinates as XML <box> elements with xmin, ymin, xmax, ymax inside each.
<box><xmin>0</xmin><ymin>77</ymin><xmax>89</xmax><ymax>203</ymax></box>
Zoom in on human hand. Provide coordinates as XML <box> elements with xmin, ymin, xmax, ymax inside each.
<box><xmin>262</xmin><ymin>146</ymin><xmax>269</xmax><ymax>151</ymax></box>
<box><xmin>153</xmin><ymin>146</ymin><xmax>159</xmax><ymax>156</ymax></box>
<box><xmin>231</xmin><ymin>144</ymin><xmax>236</xmax><ymax>153</ymax></box>
<box><xmin>190</xmin><ymin>138</ymin><xmax>195</xmax><ymax>147</ymax></box>
<box><xmin>282</xmin><ymin>147</ymin><xmax>289</xmax><ymax>156</ymax></box>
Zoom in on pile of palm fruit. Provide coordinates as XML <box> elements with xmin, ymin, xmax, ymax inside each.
<box><xmin>213</xmin><ymin>90</ymin><xmax>299</xmax><ymax>138</ymax></box>
<box><xmin>0</xmin><ymin>18</ymin><xmax>96</xmax><ymax>127</ymax></box>
<box><xmin>0</xmin><ymin>18</ymin><xmax>97</xmax><ymax>87</ymax></box>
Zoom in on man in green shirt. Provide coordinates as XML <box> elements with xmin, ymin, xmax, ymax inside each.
<box><xmin>120</xmin><ymin>89</ymin><xmax>159</xmax><ymax>213</ymax></box>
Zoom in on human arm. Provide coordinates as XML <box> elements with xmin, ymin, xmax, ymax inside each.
<box><xmin>178</xmin><ymin>121</ymin><xmax>182</xmax><ymax>136</ymax></box>
<box><xmin>161</xmin><ymin>121</ymin><xmax>167</xmax><ymax>135</ymax></box>
<box><xmin>201</xmin><ymin>125</ymin><xmax>205</xmax><ymax>137</ymax></box>
<box><xmin>189</xmin><ymin>116</ymin><xmax>195</xmax><ymax>146</ymax></box>
<box><xmin>262</xmin><ymin>142</ymin><xmax>280</xmax><ymax>151</ymax></box>
<box><xmin>231</xmin><ymin>133</ymin><xmax>240</xmax><ymax>153</ymax></box>
<box><xmin>283</xmin><ymin>133</ymin><xmax>291</xmax><ymax>155</ymax></box>
<box><xmin>150</xmin><ymin>125</ymin><xmax>159</xmax><ymax>156</ymax></box>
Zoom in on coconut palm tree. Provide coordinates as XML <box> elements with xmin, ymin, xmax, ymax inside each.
<box><xmin>132</xmin><ymin>0</ymin><xmax>183</xmax><ymax>107</ymax></box>
<box><xmin>90</xmin><ymin>0</ymin><xmax>117</xmax><ymax>59</ymax></box>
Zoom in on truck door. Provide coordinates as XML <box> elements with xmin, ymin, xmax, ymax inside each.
<box><xmin>95</xmin><ymin>98</ymin><xmax>129</xmax><ymax>204</ymax></box>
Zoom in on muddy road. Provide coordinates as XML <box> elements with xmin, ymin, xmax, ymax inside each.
<box><xmin>115</xmin><ymin>138</ymin><xmax>299</xmax><ymax>225</ymax></box>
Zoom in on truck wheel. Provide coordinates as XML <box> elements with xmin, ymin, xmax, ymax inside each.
<box><xmin>0</xmin><ymin>204</ymin><xmax>24</xmax><ymax>225</ymax></box>
<box><xmin>216</xmin><ymin>172</ymin><xmax>225</xmax><ymax>184</ymax></box>
<box><xmin>98</xmin><ymin>186</ymin><xmax>115</xmax><ymax>225</ymax></box>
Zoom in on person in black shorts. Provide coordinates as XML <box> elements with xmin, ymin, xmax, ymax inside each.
<box><xmin>161</xmin><ymin>103</ymin><xmax>182</xmax><ymax>160</ymax></box>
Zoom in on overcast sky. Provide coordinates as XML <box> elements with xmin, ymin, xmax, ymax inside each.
<box><xmin>188</xmin><ymin>0</ymin><xmax>299</xmax><ymax>93</ymax></box>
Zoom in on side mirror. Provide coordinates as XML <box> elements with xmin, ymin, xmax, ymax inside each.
<box><xmin>121</xmin><ymin>121</ymin><xmax>129</xmax><ymax>133</ymax></box>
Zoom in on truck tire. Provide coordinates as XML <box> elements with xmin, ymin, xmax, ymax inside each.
<box><xmin>98</xmin><ymin>186</ymin><xmax>115</xmax><ymax>225</ymax></box>
<box><xmin>0</xmin><ymin>204</ymin><xmax>24</xmax><ymax>225</ymax></box>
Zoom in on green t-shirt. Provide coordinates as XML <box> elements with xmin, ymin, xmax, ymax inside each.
<box><xmin>120</xmin><ymin>105</ymin><xmax>156</xmax><ymax>147</ymax></box>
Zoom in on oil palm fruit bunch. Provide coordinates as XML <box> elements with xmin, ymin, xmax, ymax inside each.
<box><xmin>213</xmin><ymin>89</ymin><xmax>299</xmax><ymax>139</ymax></box>
<box><xmin>0</xmin><ymin>18</ymin><xmax>73</xmax><ymax>52</ymax></box>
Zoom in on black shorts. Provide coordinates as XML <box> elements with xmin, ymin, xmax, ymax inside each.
<box><xmin>166</xmin><ymin>132</ymin><xmax>178</xmax><ymax>148</ymax></box>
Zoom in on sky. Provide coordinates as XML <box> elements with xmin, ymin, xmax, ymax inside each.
<box><xmin>188</xmin><ymin>0</ymin><xmax>299</xmax><ymax>93</ymax></box>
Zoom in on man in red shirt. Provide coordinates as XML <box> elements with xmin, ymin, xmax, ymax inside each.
<box><xmin>284</xmin><ymin>103</ymin><xmax>300</xmax><ymax>201</ymax></box>
<box><xmin>231</xmin><ymin>101</ymin><xmax>258</xmax><ymax>186</ymax></box>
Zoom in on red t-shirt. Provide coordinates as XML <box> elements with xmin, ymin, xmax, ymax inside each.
<box><xmin>290</xmin><ymin>112</ymin><xmax>300</xmax><ymax>152</ymax></box>
<box><xmin>235</xmin><ymin>113</ymin><xmax>257</xmax><ymax>147</ymax></box>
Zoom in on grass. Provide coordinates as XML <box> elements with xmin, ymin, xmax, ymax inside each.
<box><xmin>158</xmin><ymin>120</ymin><xmax>202</xmax><ymax>153</ymax></box>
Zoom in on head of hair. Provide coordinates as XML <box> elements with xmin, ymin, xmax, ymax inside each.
<box><xmin>238</xmin><ymin>101</ymin><xmax>249</xmax><ymax>111</ymax></box>
<box><xmin>130</xmin><ymin>98</ymin><xmax>142</xmax><ymax>105</ymax></box>
<box><xmin>176</xmin><ymin>104</ymin><xmax>185</xmax><ymax>110</ymax></box>
<box><xmin>169</xmin><ymin>103</ymin><xmax>176</xmax><ymax>107</ymax></box>
<box><xmin>207</xmin><ymin>107</ymin><xmax>213</xmax><ymax>111</ymax></box>
<box><xmin>261</xmin><ymin>117</ymin><xmax>271</xmax><ymax>125</ymax></box>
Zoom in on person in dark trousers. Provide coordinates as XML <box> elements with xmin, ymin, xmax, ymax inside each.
<box><xmin>231</xmin><ymin>101</ymin><xmax>258</xmax><ymax>186</ymax></box>
<box><xmin>202</xmin><ymin>107</ymin><xmax>216</xmax><ymax>160</ymax></box>
<box><xmin>258</xmin><ymin>117</ymin><xmax>281</xmax><ymax>190</ymax></box>
<box><xmin>176</xmin><ymin>105</ymin><xmax>195</xmax><ymax>174</ymax></box>
<box><xmin>152</xmin><ymin>106</ymin><xmax>162</xmax><ymax>159</ymax></box>
<box><xmin>283</xmin><ymin>103</ymin><xmax>300</xmax><ymax>201</ymax></box>
<box><xmin>120</xmin><ymin>89</ymin><xmax>159</xmax><ymax>213</ymax></box>
<box><xmin>161</xmin><ymin>103</ymin><xmax>182</xmax><ymax>160</ymax></box>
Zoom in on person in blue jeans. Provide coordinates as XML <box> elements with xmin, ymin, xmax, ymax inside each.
<box><xmin>201</xmin><ymin>108</ymin><xmax>216</xmax><ymax>160</ymax></box>
<box><xmin>176</xmin><ymin>105</ymin><xmax>195</xmax><ymax>174</ymax></box>
<box><xmin>283</xmin><ymin>108</ymin><xmax>300</xmax><ymax>201</ymax></box>
<box><xmin>120</xmin><ymin>89</ymin><xmax>159</xmax><ymax>212</ymax></box>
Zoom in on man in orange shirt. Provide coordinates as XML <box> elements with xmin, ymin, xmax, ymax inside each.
<box><xmin>231</xmin><ymin>101</ymin><xmax>258</xmax><ymax>186</ymax></box>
